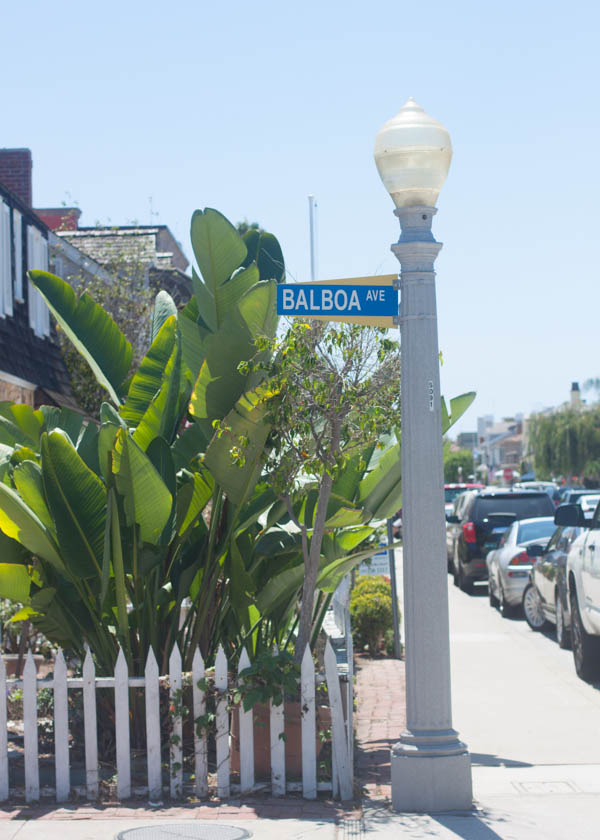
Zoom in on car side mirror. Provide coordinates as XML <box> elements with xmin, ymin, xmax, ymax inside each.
<box><xmin>555</xmin><ymin>504</ymin><xmax>587</xmax><ymax>527</ymax></box>
<box><xmin>446</xmin><ymin>514</ymin><xmax>459</xmax><ymax>524</ymax></box>
<box><xmin>527</xmin><ymin>543</ymin><xmax>545</xmax><ymax>558</ymax></box>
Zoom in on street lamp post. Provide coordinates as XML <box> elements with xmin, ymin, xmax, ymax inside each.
<box><xmin>374</xmin><ymin>98</ymin><xmax>473</xmax><ymax>812</ymax></box>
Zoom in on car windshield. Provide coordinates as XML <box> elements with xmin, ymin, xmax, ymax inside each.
<box><xmin>517</xmin><ymin>520</ymin><xmax>556</xmax><ymax>543</ymax></box>
<box><xmin>445</xmin><ymin>488</ymin><xmax>464</xmax><ymax>503</ymax></box>
<box><xmin>473</xmin><ymin>495</ymin><xmax>553</xmax><ymax>520</ymax></box>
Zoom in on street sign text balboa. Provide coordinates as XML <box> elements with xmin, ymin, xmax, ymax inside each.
<box><xmin>277</xmin><ymin>283</ymin><xmax>398</xmax><ymax>318</ymax></box>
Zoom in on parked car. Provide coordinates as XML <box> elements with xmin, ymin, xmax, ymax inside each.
<box><xmin>521</xmin><ymin>521</ymin><xmax>583</xmax><ymax>647</ymax></box>
<box><xmin>556</xmin><ymin>502</ymin><xmax>600</xmax><ymax>681</ymax></box>
<box><xmin>487</xmin><ymin>517</ymin><xmax>556</xmax><ymax>615</ymax></box>
<box><xmin>561</xmin><ymin>488</ymin><xmax>600</xmax><ymax>505</ymax></box>
<box><xmin>576</xmin><ymin>494</ymin><xmax>600</xmax><ymax>520</ymax></box>
<box><xmin>514</xmin><ymin>481</ymin><xmax>561</xmax><ymax>506</ymax></box>
<box><xmin>446</xmin><ymin>489</ymin><xmax>480</xmax><ymax>570</ymax></box>
<box><xmin>444</xmin><ymin>483</ymin><xmax>485</xmax><ymax>517</ymax></box>
<box><xmin>448</xmin><ymin>489</ymin><xmax>556</xmax><ymax>592</ymax></box>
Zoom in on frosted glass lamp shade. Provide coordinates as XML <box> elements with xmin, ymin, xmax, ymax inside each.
<box><xmin>374</xmin><ymin>98</ymin><xmax>452</xmax><ymax>208</ymax></box>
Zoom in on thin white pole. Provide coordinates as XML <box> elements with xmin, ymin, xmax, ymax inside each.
<box><xmin>308</xmin><ymin>195</ymin><xmax>317</xmax><ymax>283</ymax></box>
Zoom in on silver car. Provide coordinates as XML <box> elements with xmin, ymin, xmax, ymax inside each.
<box><xmin>486</xmin><ymin>517</ymin><xmax>556</xmax><ymax>615</ymax></box>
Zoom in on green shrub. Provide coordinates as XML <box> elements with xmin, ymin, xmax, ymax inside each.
<box><xmin>352</xmin><ymin>575</ymin><xmax>392</xmax><ymax>598</ymax></box>
<box><xmin>350</xmin><ymin>576</ymin><xmax>394</xmax><ymax>654</ymax></box>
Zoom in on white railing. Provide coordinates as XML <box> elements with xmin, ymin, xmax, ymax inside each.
<box><xmin>0</xmin><ymin>638</ymin><xmax>352</xmax><ymax>804</ymax></box>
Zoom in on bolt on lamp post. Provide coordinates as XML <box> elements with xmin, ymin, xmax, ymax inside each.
<box><xmin>374</xmin><ymin>98</ymin><xmax>473</xmax><ymax>812</ymax></box>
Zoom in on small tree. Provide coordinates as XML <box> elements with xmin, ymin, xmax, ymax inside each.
<box><xmin>244</xmin><ymin>319</ymin><xmax>402</xmax><ymax>661</ymax></box>
<box><xmin>444</xmin><ymin>448</ymin><xmax>474</xmax><ymax>482</ymax></box>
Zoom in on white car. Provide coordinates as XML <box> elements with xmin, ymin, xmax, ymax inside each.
<box><xmin>577</xmin><ymin>494</ymin><xmax>600</xmax><ymax>520</ymax></box>
<box><xmin>558</xmin><ymin>502</ymin><xmax>600</xmax><ymax>681</ymax></box>
<box><xmin>486</xmin><ymin>517</ymin><xmax>557</xmax><ymax>615</ymax></box>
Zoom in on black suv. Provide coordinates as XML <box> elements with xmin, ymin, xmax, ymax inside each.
<box><xmin>448</xmin><ymin>489</ymin><xmax>556</xmax><ymax>592</ymax></box>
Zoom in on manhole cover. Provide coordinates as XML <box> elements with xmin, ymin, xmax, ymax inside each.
<box><xmin>116</xmin><ymin>826</ymin><xmax>251</xmax><ymax>840</ymax></box>
<box><xmin>512</xmin><ymin>780</ymin><xmax>578</xmax><ymax>795</ymax></box>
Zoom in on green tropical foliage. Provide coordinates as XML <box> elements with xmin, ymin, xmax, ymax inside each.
<box><xmin>0</xmin><ymin>205</ymin><xmax>475</xmax><ymax>678</ymax></box>
<box><xmin>530</xmin><ymin>406</ymin><xmax>600</xmax><ymax>484</ymax></box>
<box><xmin>0</xmin><ymin>209</ymin><xmax>284</xmax><ymax>675</ymax></box>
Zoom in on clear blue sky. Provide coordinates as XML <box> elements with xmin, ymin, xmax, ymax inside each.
<box><xmin>4</xmin><ymin>1</ymin><xmax>599</xmax><ymax>434</ymax></box>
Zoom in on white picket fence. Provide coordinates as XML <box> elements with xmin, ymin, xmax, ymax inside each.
<box><xmin>0</xmin><ymin>638</ymin><xmax>353</xmax><ymax>804</ymax></box>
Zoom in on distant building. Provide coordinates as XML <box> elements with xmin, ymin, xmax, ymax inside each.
<box><xmin>456</xmin><ymin>431</ymin><xmax>477</xmax><ymax>451</ymax></box>
<box><xmin>477</xmin><ymin>415</ymin><xmax>523</xmax><ymax>480</ymax></box>
<box><xmin>0</xmin><ymin>146</ymin><xmax>192</xmax><ymax>410</ymax></box>
<box><xmin>0</xmin><ymin>154</ymin><xmax>71</xmax><ymax>407</ymax></box>
<box><xmin>38</xmin><ymin>210</ymin><xmax>191</xmax><ymax>306</ymax></box>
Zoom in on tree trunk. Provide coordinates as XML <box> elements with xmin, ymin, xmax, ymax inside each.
<box><xmin>294</xmin><ymin>424</ymin><xmax>340</xmax><ymax>663</ymax></box>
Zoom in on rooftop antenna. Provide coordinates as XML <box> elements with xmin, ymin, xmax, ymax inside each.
<box><xmin>149</xmin><ymin>196</ymin><xmax>159</xmax><ymax>225</ymax></box>
<box><xmin>308</xmin><ymin>195</ymin><xmax>318</xmax><ymax>282</ymax></box>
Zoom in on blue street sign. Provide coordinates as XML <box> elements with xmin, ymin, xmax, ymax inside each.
<box><xmin>277</xmin><ymin>283</ymin><xmax>398</xmax><ymax>319</ymax></box>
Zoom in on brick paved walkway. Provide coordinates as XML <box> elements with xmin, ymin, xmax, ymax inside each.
<box><xmin>0</xmin><ymin>797</ymin><xmax>358</xmax><ymax>822</ymax></box>
<box><xmin>354</xmin><ymin>654</ymin><xmax>406</xmax><ymax>804</ymax></box>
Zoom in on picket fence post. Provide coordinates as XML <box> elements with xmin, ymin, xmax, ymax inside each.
<box><xmin>192</xmin><ymin>647</ymin><xmax>208</xmax><ymax>798</ymax></box>
<box><xmin>23</xmin><ymin>651</ymin><xmax>39</xmax><ymax>802</ymax></box>
<box><xmin>301</xmin><ymin>644</ymin><xmax>317</xmax><ymax>800</ymax></box>
<box><xmin>324</xmin><ymin>638</ymin><xmax>352</xmax><ymax>801</ymax></box>
<box><xmin>145</xmin><ymin>648</ymin><xmax>161</xmax><ymax>801</ymax></box>
<box><xmin>53</xmin><ymin>650</ymin><xmax>69</xmax><ymax>802</ymax></box>
<box><xmin>237</xmin><ymin>648</ymin><xmax>254</xmax><ymax>794</ymax></box>
<box><xmin>270</xmin><ymin>646</ymin><xmax>285</xmax><ymax>796</ymax></box>
<box><xmin>82</xmin><ymin>647</ymin><xmax>99</xmax><ymax>799</ymax></box>
<box><xmin>169</xmin><ymin>645</ymin><xmax>183</xmax><ymax>799</ymax></box>
<box><xmin>0</xmin><ymin>655</ymin><xmax>8</xmax><ymax>801</ymax></box>
<box><xmin>215</xmin><ymin>645</ymin><xmax>230</xmax><ymax>798</ymax></box>
<box><xmin>114</xmin><ymin>647</ymin><xmax>131</xmax><ymax>799</ymax></box>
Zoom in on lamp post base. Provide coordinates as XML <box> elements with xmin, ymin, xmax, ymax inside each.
<box><xmin>391</xmin><ymin>732</ymin><xmax>473</xmax><ymax>813</ymax></box>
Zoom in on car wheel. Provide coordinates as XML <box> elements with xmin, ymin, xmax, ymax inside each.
<box><xmin>488</xmin><ymin>575</ymin><xmax>499</xmax><ymax>608</ymax></box>
<box><xmin>458</xmin><ymin>562</ymin><xmax>473</xmax><ymax>594</ymax></box>
<box><xmin>569</xmin><ymin>588</ymin><xmax>600</xmax><ymax>682</ymax></box>
<box><xmin>555</xmin><ymin>591</ymin><xmax>570</xmax><ymax>650</ymax></box>
<box><xmin>522</xmin><ymin>583</ymin><xmax>547</xmax><ymax>631</ymax></box>
<box><xmin>499</xmin><ymin>582</ymin><xmax>515</xmax><ymax>618</ymax></box>
<box><xmin>452</xmin><ymin>547</ymin><xmax>460</xmax><ymax>587</ymax></box>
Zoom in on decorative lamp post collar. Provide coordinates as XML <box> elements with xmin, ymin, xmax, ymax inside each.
<box><xmin>373</xmin><ymin>97</ymin><xmax>453</xmax><ymax>209</ymax></box>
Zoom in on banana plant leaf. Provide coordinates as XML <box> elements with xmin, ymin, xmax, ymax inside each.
<box><xmin>317</xmin><ymin>541</ymin><xmax>401</xmax><ymax>593</ymax></box>
<box><xmin>189</xmin><ymin>282</ymin><xmax>276</xmax><ymax>435</ymax></box>
<box><xmin>0</xmin><ymin>529</ymin><xmax>31</xmax><ymax>566</ymax></box>
<box><xmin>0</xmin><ymin>482</ymin><xmax>64</xmax><ymax>572</ymax></box>
<box><xmin>358</xmin><ymin>391</ymin><xmax>477</xmax><ymax>521</ymax></box>
<box><xmin>176</xmin><ymin>471</ymin><xmax>213</xmax><ymax>538</ymax></box>
<box><xmin>133</xmin><ymin>331</ymin><xmax>185</xmax><ymax>451</ymax></box>
<box><xmin>0</xmin><ymin>404</ymin><xmax>44</xmax><ymax>448</ymax></box>
<box><xmin>41</xmin><ymin>431</ymin><xmax>107</xmax><ymax>580</ymax></box>
<box><xmin>214</xmin><ymin>264</ymin><xmax>260</xmax><ymax>328</ymax></box>
<box><xmin>112</xmin><ymin>429</ymin><xmax>172</xmax><ymax>544</ymax></box>
<box><xmin>204</xmin><ymin>386</ymin><xmax>271</xmax><ymax>506</ymax></box>
<box><xmin>121</xmin><ymin>316</ymin><xmax>177</xmax><ymax>427</ymax></box>
<box><xmin>242</xmin><ymin>230</ymin><xmax>286</xmax><ymax>284</ymax></box>
<box><xmin>254</xmin><ymin>536</ymin><xmax>383</xmax><ymax>615</ymax></box>
<box><xmin>190</xmin><ymin>209</ymin><xmax>247</xmax><ymax>325</ymax></box>
<box><xmin>39</xmin><ymin>406</ymin><xmax>85</xmax><ymax>446</ymax></box>
<box><xmin>28</xmin><ymin>270</ymin><xmax>132</xmax><ymax>405</ymax></box>
<box><xmin>441</xmin><ymin>392</ymin><xmax>476</xmax><ymax>435</ymax></box>
<box><xmin>0</xmin><ymin>562</ymin><xmax>31</xmax><ymax>602</ymax></box>
<box><xmin>13</xmin><ymin>461</ymin><xmax>55</xmax><ymax>534</ymax></box>
<box><xmin>151</xmin><ymin>290</ymin><xmax>178</xmax><ymax>343</ymax></box>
